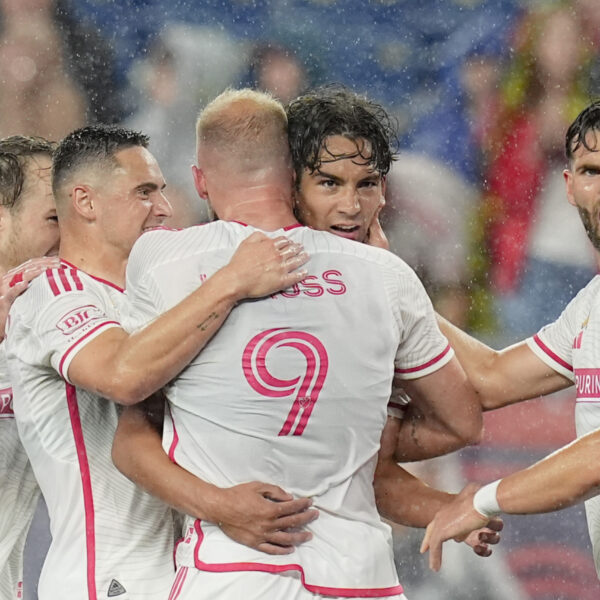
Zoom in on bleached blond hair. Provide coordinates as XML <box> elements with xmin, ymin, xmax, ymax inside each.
<box><xmin>196</xmin><ymin>88</ymin><xmax>289</xmax><ymax>170</ymax></box>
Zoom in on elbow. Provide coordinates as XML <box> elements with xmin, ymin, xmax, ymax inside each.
<box><xmin>453</xmin><ymin>408</ymin><xmax>483</xmax><ymax>448</ymax></box>
<box><xmin>104</xmin><ymin>371</ymin><xmax>153</xmax><ymax>405</ymax></box>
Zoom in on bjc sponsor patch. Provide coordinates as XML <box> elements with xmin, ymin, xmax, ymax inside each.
<box><xmin>56</xmin><ymin>305</ymin><xmax>105</xmax><ymax>335</ymax></box>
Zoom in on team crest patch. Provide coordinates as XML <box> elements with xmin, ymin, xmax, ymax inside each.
<box><xmin>55</xmin><ymin>305</ymin><xmax>106</xmax><ymax>336</ymax></box>
<box><xmin>107</xmin><ymin>578</ymin><xmax>126</xmax><ymax>597</ymax></box>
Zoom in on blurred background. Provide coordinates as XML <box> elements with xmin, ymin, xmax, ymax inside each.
<box><xmin>9</xmin><ymin>0</ymin><xmax>600</xmax><ymax>598</ymax></box>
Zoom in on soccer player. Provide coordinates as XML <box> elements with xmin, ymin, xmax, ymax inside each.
<box><xmin>419</xmin><ymin>100</ymin><xmax>600</xmax><ymax>573</ymax></box>
<box><xmin>4</xmin><ymin>125</ymin><xmax>309</xmax><ymax>600</ymax></box>
<box><xmin>115</xmin><ymin>88</ymin><xmax>483</xmax><ymax>599</ymax></box>
<box><xmin>0</xmin><ymin>135</ymin><xmax>59</xmax><ymax>600</ymax></box>
<box><xmin>113</xmin><ymin>86</ymin><xmax>497</xmax><ymax>561</ymax></box>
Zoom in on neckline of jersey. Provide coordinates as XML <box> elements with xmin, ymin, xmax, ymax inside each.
<box><xmin>59</xmin><ymin>259</ymin><xmax>125</xmax><ymax>293</ymax></box>
<box><xmin>230</xmin><ymin>220</ymin><xmax>303</xmax><ymax>232</ymax></box>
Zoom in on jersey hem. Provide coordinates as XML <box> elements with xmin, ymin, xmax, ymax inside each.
<box><xmin>191</xmin><ymin>520</ymin><xmax>403</xmax><ymax>598</ymax></box>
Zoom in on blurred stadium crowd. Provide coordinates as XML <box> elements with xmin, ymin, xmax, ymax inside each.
<box><xmin>6</xmin><ymin>0</ymin><xmax>600</xmax><ymax>598</ymax></box>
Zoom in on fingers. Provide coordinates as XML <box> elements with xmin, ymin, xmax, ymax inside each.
<box><xmin>485</xmin><ymin>517</ymin><xmax>504</xmax><ymax>532</ymax></box>
<box><xmin>256</xmin><ymin>542</ymin><xmax>296</xmax><ymax>555</ymax></box>
<box><xmin>273</xmin><ymin>508</ymin><xmax>319</xmax><ymax>531</ymax></box>
<box><xmin>472</xmin><ymin>544</ymin><xmax>492</xmax><ymax>558</ymax></box>
<box><xmin>260</xmin><ymin>483</ymin><xmax>294</xmax><ymax>503</ymax></box>
<box><xmin>477</xmin><ymin>529</ymin><xmax>501</xmax><ymax>545</ymax></box>
<box><xmin>421</xmin><ymin>522</ymin><xmax>443</xmax><ymax>571</ymax></box>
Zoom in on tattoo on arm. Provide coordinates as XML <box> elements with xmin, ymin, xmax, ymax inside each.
<box><xmin>197</xmin><ymin>312</ymin><xmax>219</xmax><ymax>331</ymax></box>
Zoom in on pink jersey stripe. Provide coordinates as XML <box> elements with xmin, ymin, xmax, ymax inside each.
<box><xmin>395</xmin><ymin>343</ymin><xmax>451</xmax><ymax>375</ymax></box>
<box><xmin>532</xmin><ymin>334</ymin><xmax>573</xmax><ymax>372</ymax></box>
<box><xmin>193</xmin><ymin>521</ymin><xmax>403</xmax><ymax>597</ymax></box>
<box><xmin>58</xmin><ymin>268</ymin><xmax>72</xmax><ymax>292</ymax></box>
<box><xmin>60</xmin><ymin>259</ymin><xmax>124</xmax><ymax>293</ymax></box>
<box><xmin>167</xmin><ymin>404</ymin><xmax>180</xmax><ymax>463</ymax></box>
<box><xmin>46</xmin><ymin>269</ymin><xmax>61</xmax><ymax>296</ymax></box>
<box><xmin>58</xmin><ymin>321</ymin><xmax>120</xmax><ymax>379</ymax></box>
<box><xmin>71</xmin><ymin>268</ymin><xmax>84</xmax><ymax>291</ymax></box>
<box><xmin>168</xmin><ymin>566</ymin><xmax>188</xmax><ymax>600</ymax></box>
<box><xmin>283</xmin><ymin>223</ymin><xmax>303</xmax><ymax>231</ymax></box>
<box><xmin>66</xmin><ymin>384</ymin><xmax>97</xmax><ymax>600</ymax></box>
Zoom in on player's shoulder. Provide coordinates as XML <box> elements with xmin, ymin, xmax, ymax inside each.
<box><xmin>301</xmin><ymin>228</ymin><xmax>413</xmax><ymax>273</ymax></box>
<box><xmin>131</xmin><ymin>221</ymin><xmax>242</xmax><ymax>261</ymax></box>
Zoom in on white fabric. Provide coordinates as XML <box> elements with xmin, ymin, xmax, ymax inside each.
<box><xmin>526</xmin><ymin>275</ymin><xmax>600</xmax><ymax>573</ymax></box>
<box><xmin>0</xmin><ymin>343</ymin><xmax>40</xmax><ymax>600</ymax></box>
<box><xmin>123</xmin><ymin>221</ymin><xmax>453</xmax><ymax>597</ymax></box>
<box><xmin>5</xmin><ymin>263</ymin><xmax>176</xmax><ymax>600</ymax></box>
<box><xmin>473</xmin><ymin>479</ymin><xmax>502</xmax><ymax>518</ymax></box>
<box><xmin>167</xmin><ymin>566</ymin><xmax>409</xmax><ymax>600</ymax></box>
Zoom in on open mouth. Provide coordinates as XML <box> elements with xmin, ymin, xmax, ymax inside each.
<box><xmin>331</xmin><ymin>224</ymin><xmax>360</xmax><ymax>233</ymax></box>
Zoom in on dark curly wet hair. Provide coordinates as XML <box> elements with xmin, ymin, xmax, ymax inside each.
<box><xmin>286</xmin><ymin>84</ymin><xmax>398</xmax><ymax>184</ymax></box>
<box><xmin>566</xmin><ymin>100</ymin><xmax>600</xmax><ymax>161</ymax></box>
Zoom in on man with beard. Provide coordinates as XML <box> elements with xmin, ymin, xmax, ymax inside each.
<box><xmin>420</xmin><ymin>101</ymin><xmax>600</xmax><ymax>574</ymax></box>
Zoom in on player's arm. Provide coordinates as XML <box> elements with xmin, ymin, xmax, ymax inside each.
<box><xmin>374</xmin><ymin>417</ymin><xmax>502</xmax><ymax>556</ymax></box>
<box><xmin>0</xmin><ymin>257</ymin><xmax>61</xmax><ymax>341</ymax></box>
<box><xmin>112</xmin><ymin>399</ymin><xmax>319</xmax><ymax>555</ymax></box>
<box><xmin>68</xmin><ymin>232</ymin><xmax>308</xmax><ymax>404</ymax></box>
<box><xmin>437</xmin><ymin>315</ymin><xmax>571</xmax><ymax>410</ymax></box>
<box><xmin>421</xmin><ymin>428</ymin><xmax>600</xmax><ymax>570</ymax></box>
<box><xmin>393</xmin><ymin>356</ymin><xmax>482</xmax><ymax>461</ymax></box>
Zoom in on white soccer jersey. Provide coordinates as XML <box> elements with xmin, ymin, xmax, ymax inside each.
<box><xmin>123</xmin><ymin>221</ymin><xmax>453</xmax><ymax>598</ymax></box>
<box><xmin>0</xmin><ymin>343</ymin><xmax>40</xmax><ymax>600</ymax></box>
<box><xmin>526</xmin><ymin>275</ymin><xmax>600</xmax><ymax>573</ymax></box>
<box><xmin>5</xmin><ymin>261</ymin><xmax>176</xmax><ymax>600</ymax></box>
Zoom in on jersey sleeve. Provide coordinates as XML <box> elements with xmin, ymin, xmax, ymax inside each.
<box><xmin>121</xmin><ymin>231</ymin><xmax>170</xmax><ymax>333</ymax></box>
<box><xmin>524</xmin><ymin>285</ymin><xmax>586</xmax><ymax>381</ymax></box>
<box><xmin>8</xmin><ymin>268</ymin><xmax>121</xmax><ymax>383</ymax></box>
<box><xmin>391</xmin><ymin>265</ymin><xmax>454</xmax><ymax>380</ymax></box>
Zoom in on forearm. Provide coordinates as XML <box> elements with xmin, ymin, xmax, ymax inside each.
<box><xmin>112</xmin><ymin>404</ymin><xmax>223</xmax><ymax>520</ymax></box>
<box><xmin>109</xmin><ymin>266</ymin><xmax>242</xmax><ymax>403</ymax></box>
<box><xmin>374</xmin><ymin>462</ymin><xmax>454</xmax><ymax>527</ymax></box>
<box><xmin>436</xmin><ymin>314</ymin><xmax>570</xmax><ymax>410</ymax></box>
<box><xmin>497</xmin><ymin>430</ymin><xmax>600</xmax><ymax>514</ymax></box>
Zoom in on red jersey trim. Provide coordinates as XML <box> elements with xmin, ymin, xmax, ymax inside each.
<box><xmin>395</xmin><ymin>344</ymin><xmax>451</xmax><ymax>375</ymax></box>
<box><xmin>168</xmin><ymin>566</ymin><xmax>189</xmax><ymax>600</ymax></box>
<box><xmin>166</xmin><ymin>403</ymin><xmax>180</xmax><ymax>463</ymax></box>
<box><xmin>58</xmin><ymin>321</ymin><xmax>120</xmax><ymax>380</ymax></box>
<box><xmin>283</xmin><ymin>223</ymin><xmax>303</xmax><ymax>231</ymax></box>
<box><xmin>192</xmin><ymin>520</ymin><xmax>403</xmax><ymax>597</ymax></box>
<box><xmin>66</xmin><ymin>383</ymin><xmax>97</xmax><ymax>600</ymax></box>
<box><xmin>532</xmin><ymin>334</ymin><xmax>573</xmax><ymax>372</ymax></box>
<box><xmin>60</xmin><ymin>259</ymin><xmax>124</xmax><ymax>293</ymax></box>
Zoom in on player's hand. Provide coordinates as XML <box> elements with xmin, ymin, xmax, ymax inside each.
<box><xmin>462</xmin><ymin>516</ymin><xmax>503</xmax><ymax>558</ymax></box>
<box><xmin>212</xmin><ymin>481</ymin><xmax>319</xmax><ymax>555</ymax></box>
<box><xmin>420</xmin><ymin>482</ymin><xmax>489</xmax><ymax>571</ymax></box>
<box><xmin>0</xmin><ymin>256</ymin><xmax>61</xmax><ymax>340</ymax></box>
<box><xmin>227</xmin><ymin>232</ymin><xmax>309</xmax><ymax>300</ymax></box>
<box><xmin>365</xmin><ymin>197</ymin><xmax>389</xmax><ymax>250</ymax></box>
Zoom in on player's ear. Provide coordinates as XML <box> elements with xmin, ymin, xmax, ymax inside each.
<box><xmin>72</xmin><ymin>184</ymin><xmax>97</xmax><ymax>220</ymax></box>
<box><xmin>564</xmin><ymin>168</ymin><xmax>576</xmax><ymax>207</ymax></box>
<box><xmin>192</xmin><ymin>165</ymin><xmax>208</xmax><ymax>200</ymax></box>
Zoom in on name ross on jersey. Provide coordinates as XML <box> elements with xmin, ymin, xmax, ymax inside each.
<box><xmin>272</xmin><ymin>270</ymin><xmax>347</xmax><ymax>299</ymax></box>
<box><xmin>55</xmin><ymin>305</ymin><xmax>106</xmax><ymax>336</ymax></box>
<box><xmin>0</xmin><ymin>386</ymin><xmax>13</xmax><ymax>417</ymax></box>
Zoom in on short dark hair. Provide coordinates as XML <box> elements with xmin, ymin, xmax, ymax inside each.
<box><xmin>52</xmin><ymin>125</ymin><xmax>149</xmax><ymax>197</ymax></box>
<box><xmin>566</xmin><ymin>101</ymin><xmax>600</xmax><ymax>161</ymax></box>
<box><xmin>286</xmin><ymin>85</ymin><xmax>398</xmax><ymax>183</ymax></box>
<box><xmin>0</xmin><ymin>136</ymin><xmax>55</xmax><ymax>210</ymax></box>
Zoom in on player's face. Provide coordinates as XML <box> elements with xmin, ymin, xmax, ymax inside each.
<box><xmin>98</xmin><ymin>146</ymin><xmax>172</xmax><ymax>256</ymax></box>
<box><xmin>565</xmin><ymin>133</ymin><xmax>600</xmax><ymax>252</ymax></box>
<box><xmin>295</xmin><ymin>135</ymin><xmax>384</xmax><ymax>243</ymax></box>
<box><xmin>1</xmin><ymin>154</ymin><xmax>59</xmax><ymax>270</ymax></box>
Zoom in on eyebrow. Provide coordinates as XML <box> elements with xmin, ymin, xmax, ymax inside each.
<box><xmin>135</xmin><ymin>181</ymin><xmax>167</xmax><ymax>191</ymax></box>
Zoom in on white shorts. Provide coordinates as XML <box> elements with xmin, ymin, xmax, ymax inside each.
<box><xmin>168</xmin><ymin>567</ymin><xmax>408</xmax><ymax>600</ymax></box>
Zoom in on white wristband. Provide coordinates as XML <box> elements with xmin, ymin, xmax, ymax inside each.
<box><xmin>473</xmin><ymin>479</ymin><xmax>502</xmax><ymax>518</ymax></box>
